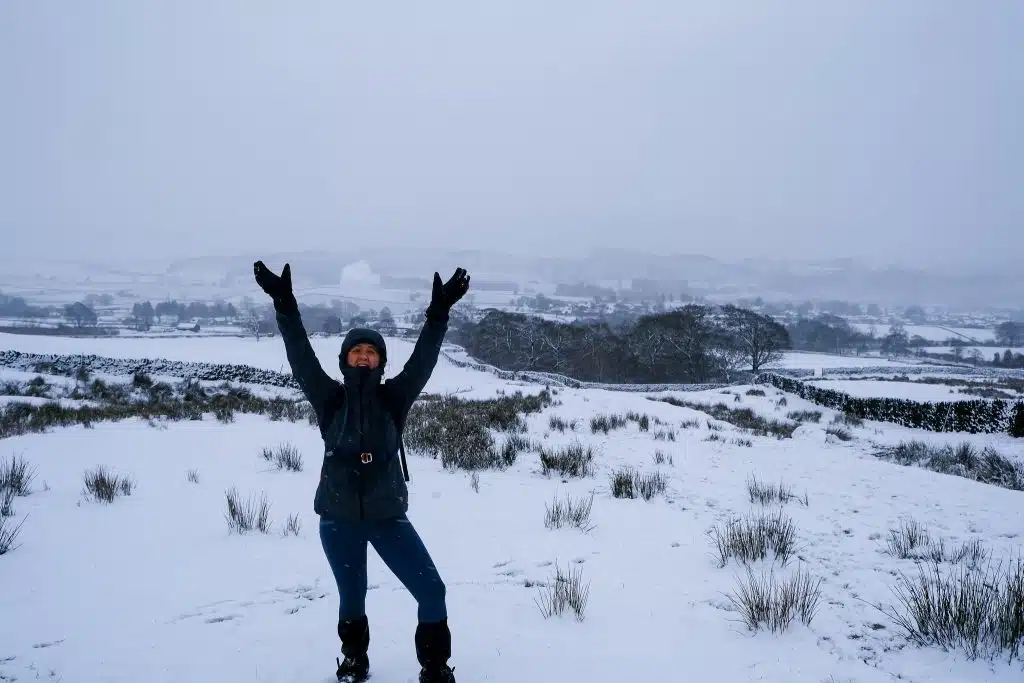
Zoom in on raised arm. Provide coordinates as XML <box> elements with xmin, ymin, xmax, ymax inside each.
<box><xmin>385</xmin><ymin>268</ymin><xmax>470</xmax><ymax>417</ymax></box>
<box><xmin>253</xmin><ymin>261</ymin><xmax>336</xmax><ymax>414</ymax></box>
<box><xmin>386</xmin><ymin>314</ymin><xmax>448</xmax><ymax>415</ymax></box>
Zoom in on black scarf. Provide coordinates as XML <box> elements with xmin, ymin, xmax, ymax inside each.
<box><xmin>340</xmin><ymin>364</ymin><xmax>385</xmax><ymax>454</ymax></box>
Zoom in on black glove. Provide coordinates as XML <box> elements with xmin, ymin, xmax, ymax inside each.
<box><xmin>425</xmin><ymin>267</ymin><xmax>470</xmax><ymax>321</ymax></box>
<box><xmin>253</xmin><ymin>261</ymin><xmax>297</xmax><ymax>314</ymax></box>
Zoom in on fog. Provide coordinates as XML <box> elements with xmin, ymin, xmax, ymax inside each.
<box><xmin>1</xmin><ymin>0</ymin><xmax>1021</xmax><ymax>269</ymax></box>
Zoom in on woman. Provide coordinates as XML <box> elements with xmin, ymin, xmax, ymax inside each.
<box><xmin>254</xmin><ymin>260</ymin><xmax>470</xmax><ymax>683</ymax></box>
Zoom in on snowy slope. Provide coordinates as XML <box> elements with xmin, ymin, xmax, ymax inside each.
<box><xmin>1</xmin><ymin>337</ymin><xmax>1023</xmax><ymax>683</ymax></box>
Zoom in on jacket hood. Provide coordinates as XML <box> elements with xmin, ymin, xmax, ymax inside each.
<box><xmin>339</xmin><ymin>327</ymin><xmax>387</xmax><ymax>370</ymax></box>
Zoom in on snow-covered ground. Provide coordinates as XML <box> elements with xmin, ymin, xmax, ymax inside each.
<box><xmin>763</xmin><ymin>350</ymin><xmax>932</xmax><ymax>370</ymax></box>
<box><xmin>2</xmin><ymin>335</ymin><xmax>1024</xmax><ymax>682</ymax></box>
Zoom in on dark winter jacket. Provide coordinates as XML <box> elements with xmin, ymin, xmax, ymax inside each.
<box><xmin>274</xmin><ymin>308</ymin><xmax>447</xmax><ymax>521</ymax></box>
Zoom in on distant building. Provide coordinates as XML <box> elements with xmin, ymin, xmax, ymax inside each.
<box><xmin>340</xmin><ymin>261</ymin><xmax>380</xmax><ymax>286</ymax></box>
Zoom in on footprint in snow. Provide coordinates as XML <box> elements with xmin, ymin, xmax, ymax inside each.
<box><xmin>205</xmin><ymin>614</ymin><xmax>241</xmax><ymax>624</ymax></box>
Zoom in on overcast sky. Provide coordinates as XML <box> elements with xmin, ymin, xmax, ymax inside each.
<box><xmin>1</xmin><ymin>1</ymin><xmax>1020</xmax><ymax>269</ymax></box>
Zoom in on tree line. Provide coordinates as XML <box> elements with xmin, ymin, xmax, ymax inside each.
<box><xmin>453</xmin><ymin>304</ymin><xmax>789</xmax><ymax>384</ymax></box>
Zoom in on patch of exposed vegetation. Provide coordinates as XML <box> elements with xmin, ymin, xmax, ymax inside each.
<box><xmin>873</xmin><ymin>441</ymin><xmax>1024</xmax><ymax>491</ymax></box>
<box><xmin>652</xmin><ymin>397</ymin><xmax>798</xmax><ymax>439</ymax></box>
<box><xmin>539</xmin><ymin>442</ymin><xmax>595</xmax><ymax>478</ymax></box>
<box><xmin>544</xmin><ymin>492</ymin><xmax>595</xmax><ymax>532</ymax></box>
<box><xmin>82</xmin><ymin>466</ymin><xmax>135</xmax><ymax>503</ymax></box>
<box><xmin>404</xmin><ymin>390</ymin><xmax>553</xmax><ymax>472</ymax></box>
<box><xmin>727</xmin><ymin>564</ymin><xmax>823</xmax><ymax>633</ymax></box>
<box><xmin>609</xmin><ymin>466</ymin><xmax>668</xmax><ymax>501</ymax></box>
<box><xmin>708</xmin><ymin>510</ymin><xmax>798</xmax><ymax>567</ymax></box>
<box><xmin>0</xmin><ymin>375</ymin><xmax>315</xmax><ymax>440</ymax></box>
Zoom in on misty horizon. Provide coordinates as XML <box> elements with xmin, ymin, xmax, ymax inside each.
<box><xmin>2</xmin><ymin>1</ymin><xmax>1021</xmax><ymax>270</ymax></box>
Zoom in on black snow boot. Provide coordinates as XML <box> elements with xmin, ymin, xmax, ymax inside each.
<box><xmin>415</xmin><ymin>619</ymin><xmax>455</xmax><ymax>683</ymax></box>
<box><xmin>336</xmin><ymin>616</ymin><xmax>370</xmax><ymax>682</ymax></box>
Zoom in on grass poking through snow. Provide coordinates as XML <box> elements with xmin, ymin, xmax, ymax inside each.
<box><xmin>884</xmin><ymin>520</ymin><xmax>992</xmax><ymax>567</ymax></box>
<box><xmin>787</xmin><ymin>410</ymin><xmax>822</xmax><ymax>423</ymax></box>
<box><xmin>727</xmin><ymin>564</ymin><xmax>823</xmax><ymax>633</ymax></box>
<box><xmin>539</xmin><ymin>442</ymin><xmax>595</xmax><ymax>478</ymax></box>
<box><xmin>283</xmin><ymin>513</ymin><xmax>301</xmax><ymax>537</ymax></box>
<box><xmin>535</xmin><ymin>562</ymin><xmax>591</xmax><ymax>621</ymax></box>
<box><xmin>0</xmin><ymin>514</ymin><xmax>26</xmax><ymax>555</ymax></box>
<box><xmin>652</xmin><ymin>397</ymin><xmax>798</xmax><ymax>439</ymax></box>
<box><xmin>747</xmin><ymin>476</ymin><xmax>808</xmax><ymax>506</ymax></box>
<box><xmin>609</xmin><ymin>466</ymin><xmax>668</xmax><ymax>501</ymax></box>
<box><xmin>544</xmin><ymin>492</ymin><xmax>595</xmax><ymax>532</ymax></box>
<box><xmin>874</xmin><ymin>441</ymin><xmax>1024</xmax><ymax>491</ymax></box>
<box><xmin>0</xmin><ymin>454</ymin><xmax>36</xmax><ymax>496</ymax></box>
<box><xmin>0</xmin><ymin>486</ymin><xmax>15</xmax><ymax>518</ymax></box>
<box><xmin>709</xmin><ymin>510</ymin><xmax>798</xmax><ymax>567</ymax></box>
<box><xmin>826</xmin><ymin>426</ymin><xmax>854</xmax><ymax>442</ymax></box>
<box><xmin>82</xmin><ymin>466</ymin><xmax>135</xmax><ymax>503</ymax></box>
<box><xmin>225</xmin><ymin>487</ymin><xmax>272</xmax><ymax>534</ymax></box>
<box><xmin>261</xmin><ymin>442</ymin><xmax>303</xmax><ymax>472</ymax></box>
<box><xmin>882</xmin><ymin>556</ymin><xmax>1024</xmax><ymax>663</ymax></box>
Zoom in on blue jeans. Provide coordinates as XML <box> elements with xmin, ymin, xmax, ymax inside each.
<box><xmin>319</xmin><ymin>514</ymin><xmax>448</xmax><ymax>623</ymax></box>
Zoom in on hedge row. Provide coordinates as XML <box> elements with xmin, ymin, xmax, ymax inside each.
<box><xmin>440</xmin><ymin>347</ymin><xmax>730</xmax><ymax>393</ymax></box>
<box><xmin>756</xmin><ymin>373</ymin><xmax>1024</xmax><ymax>438</ymax></box>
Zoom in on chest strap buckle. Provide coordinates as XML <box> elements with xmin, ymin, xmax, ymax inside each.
<box><xmin>360</xmin><ymin>452</ymin><xmax>373</xmax><ymax>464</ymax></box>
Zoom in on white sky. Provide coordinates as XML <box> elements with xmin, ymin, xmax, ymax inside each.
<box><xmin>1</xmin><ymin>0</ymin><xmax>1021</xmax><ymax>268</ymax></box>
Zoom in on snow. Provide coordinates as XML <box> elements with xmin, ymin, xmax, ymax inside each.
<box><xmin>765</xmin><ymin>351</ymin><xmax>928</xmax><ymax>370</ymax></box>
<box><xmin>2</xmin><ymin>336</ymin><xmax>1024</xmax><ymax>682</ymax></box>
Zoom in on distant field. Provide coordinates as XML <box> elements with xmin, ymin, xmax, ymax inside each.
<box><xmin>852</xmin><ymin>323</ymin><xmax>996</xmax><ymax>343</ymax></box>
<box><xmin>924</xmin><ymin>345</ymin><xmax>1024</xmax><ymax>357</ymax></box>
<box><xmin>766</xmin><ymin>351</ymin><xmax>926</xmax><ymax>370</ymax></box>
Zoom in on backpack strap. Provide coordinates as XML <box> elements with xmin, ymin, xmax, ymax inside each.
<box><xmin>379</xmin><ymin>385</ymin><xmax>410</xmax><ymax>483</ymax></box>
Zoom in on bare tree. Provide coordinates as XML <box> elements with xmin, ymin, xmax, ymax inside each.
<box><xmin>720</xmin><ymin>305</ymin><xmax>789</xmax><ymax>373</ymax></box>
<box><xmin>64</xmin><ymin>302</ymin><xmax>97</xmax><ymax>328</ymax></box>
<box><xmin>247</xmin><ymin>312</ymin><xmax>265</xmax><ymax>341</ymax></box>
<box><xmin>995</xmin><ymin>321</ymin><xmax>1023</xmax><ymax>347</ymax></box>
